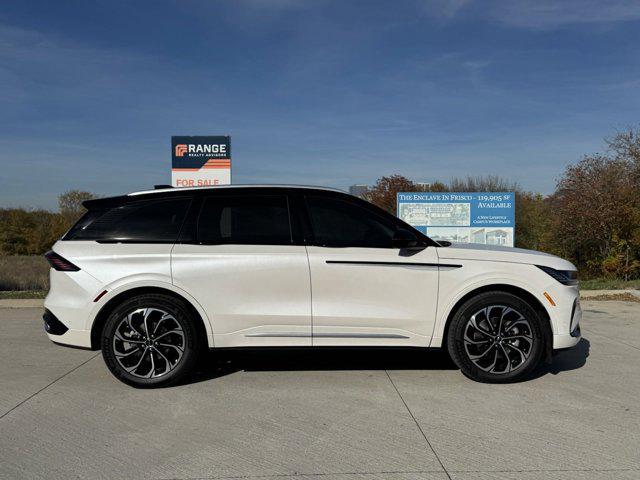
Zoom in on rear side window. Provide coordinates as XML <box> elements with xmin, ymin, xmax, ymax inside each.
<box><xmin>65</xmin><ymin>198</ymin><xmax>191</xmax><ymax>242</ymax></box>
<box><xmin>198</xmin><ymin>195</ymin><xmax>292</xmax><ymax>245</ymax></box>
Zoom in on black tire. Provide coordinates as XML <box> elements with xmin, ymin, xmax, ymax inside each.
<box><xmin>101</xmin><ymin>293</ymin><xmax>202</xmax><ymax>388</ymax></box>
<box><xmin>447</xmin><ymin>291</ymin><xmax>545</xmax><ymax>383</ymax></box>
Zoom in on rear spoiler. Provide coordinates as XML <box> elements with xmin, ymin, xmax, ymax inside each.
<box><xmin>82</xmin><ymin>195</ymin><xmax>127</xmax><ymax>210</ymax></box>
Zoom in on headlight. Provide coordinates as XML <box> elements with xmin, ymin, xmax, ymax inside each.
<box><xmin>536</xmin><ymin>265</ymin><xmax>579</xmax><ymax>286</ymax></box>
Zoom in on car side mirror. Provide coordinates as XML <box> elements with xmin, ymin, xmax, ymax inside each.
<box><xmin>391</xmin><ymin>228</ymin><xmax>420</xmax><ymax>249</ymax></box>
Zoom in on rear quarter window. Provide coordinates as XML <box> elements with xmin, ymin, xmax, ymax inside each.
<box><xmin>64</xmin><ymin>197</ymin><xmax>191</xmax><ymax>242</ymax></box>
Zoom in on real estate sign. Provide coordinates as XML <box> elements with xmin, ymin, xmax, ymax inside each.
<box><xmin>171</xmin><ymin>136</ymin><xmax>231</xmax><ymax>187</ymax></box>
<box><xmin>397</xmin><ymin>192</ymin><xmax>515</xmax><ymax>247</ymax></box>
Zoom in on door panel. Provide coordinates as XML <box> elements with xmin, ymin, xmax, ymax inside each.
<box><xmin>172</xmin><ymin>244</ymin><xmax>311</xmax><ymax>347</ymax></box>
<box><xmin>307</xmin><ymin>246</ymin><xmax>440</xmax><ymax>346</ymax></box>
<box><xmin>171</xmin><ymin>193</ymin><xmax>311</xmax><ymax>348</ymax></box>
<box><xmin>302</xmin><ymin>193</ymin><xmax>440</xmax><ymax>347</ymax></box>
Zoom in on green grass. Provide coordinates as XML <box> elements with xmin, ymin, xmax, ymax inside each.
<box><xmin>0</xmin><ymin>290</ymin><xmax>47</xmax><ymax>299</ymax></box>
<box><xmin>580</xmin><ymin>278</ymin><xmax>640</xmax><ymax>290</ymax></box>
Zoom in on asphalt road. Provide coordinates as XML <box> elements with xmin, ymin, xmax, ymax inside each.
<box><xmin>1</xmin><ymin>301</ymin><xmax>639</xmax><ymax>480</ymax></box>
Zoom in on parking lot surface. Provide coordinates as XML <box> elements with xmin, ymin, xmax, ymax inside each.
<box><xmin>1</xmin><ymin>301</ymin><xmax>639</xmax><ymax>480</ymax></box>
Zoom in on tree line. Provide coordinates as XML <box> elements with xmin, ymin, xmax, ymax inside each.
<box><xmin>0</xmin><ymin>190</ymin><xmax>96</xmax><ymax>255</ymax></box>
<box><xmin>1</xmin><ymin>129</ymin><xmax>639</xmax><ymax>280</ymax></box>
<box><xmin>363</xmin><ymin>129</ymin><xmax>640</xmax><ymax>280</ymax></box>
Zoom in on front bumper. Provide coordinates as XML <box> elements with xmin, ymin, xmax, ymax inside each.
<box><xmin>552</xmin><ymin>296</ymin><xmax>582</xmax><ymax>349</ymax></box>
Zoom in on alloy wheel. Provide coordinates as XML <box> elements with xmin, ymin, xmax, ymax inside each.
<box><xmin>112</xmin><ymin>307</ymin><xmax>185</xmax><ymax>379</ymax></box>
<box><xmin>463</xmin><ymin>305</ymin><xmax>533</xmax><ymax>374</ymax></box>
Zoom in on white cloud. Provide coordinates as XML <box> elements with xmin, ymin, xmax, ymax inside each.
<box><xmin>490</xmin><ymin>0</ymin><xmax>640</xmax><ymax>29</ymax></box>
<box><xmin>421</xmin><ymin>0</ymin><xmax>473</xmax><ymax>19</ymax></box>
<box><xmin>420</xmin><ymin>0</ymin><xmax>640</xmax><ymax>28</ymax></box>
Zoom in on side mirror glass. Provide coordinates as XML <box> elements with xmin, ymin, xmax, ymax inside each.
<box><xmin>392</xmin><ymin>228</ymin><xmax>419</xmax><ymax>249</ymax></box>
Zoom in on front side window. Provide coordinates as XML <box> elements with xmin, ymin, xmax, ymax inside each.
<box><xmin>66</xmin><ymin>198</ymin><xmax>191</xmax><ymax>242</ymax></box>
<box><xmin>197</xmin><ymin>195</ymin><xmax>292</xmax><ymax>245</ymax></box>
<box><xmin>305</xmin><ymin>196</ymin><xmax>396</xmax><ymax>248</ymax></box>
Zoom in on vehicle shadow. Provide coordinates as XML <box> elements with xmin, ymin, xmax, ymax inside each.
<box><xmin>531</xmin><ymin>337</ymin><xmax>590</xmax><ymax>380</ymax></box>
<box><xmin>182</xmin><ymin>338</ymin><xmax>590</xmax><ymax>386</ymax></box>
<box><xmin>185</xmin><ymin>347</ymin><xmax>458</xmax><ymax>385</ymax></box>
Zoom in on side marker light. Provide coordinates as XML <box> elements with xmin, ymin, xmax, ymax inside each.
<box><xmin>543</xmin><ymin>292</ymin><xmax>556</xmax><ymax>306</ymax></box>
<box><xmin>93</xmin><ymin>290</ymin><xmax>108</xmax><ymax>302</ymax></box>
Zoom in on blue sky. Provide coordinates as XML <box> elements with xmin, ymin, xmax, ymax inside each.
<box><xmin>1</xmin><ymin>0</ymin><xmax>639</xmax><ymax>209</ymax></box>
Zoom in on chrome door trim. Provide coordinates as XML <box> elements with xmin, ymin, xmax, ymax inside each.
<box><xmin>244</xmin><ymin>332</ymin><xmax>310</xmax><ymax>338</ymax></box>
<box><xmin>314</xmin><ymin>332</ymin><xmax>409</xmax><ymax>339</ymax></box>
<box><xmin>245</xmin><ymin>332</ymin><xmax>409</xmax><ymax>339</ymax></box>
<box><xmin>325</xmin><ymin>260</ymin><xmax>461</xmax><ymax>268</ymax></box>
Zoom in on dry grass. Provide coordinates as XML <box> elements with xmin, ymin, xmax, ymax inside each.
<box><xmin>0</xmin><ymin>255</ymin><xmax>49</xmax><ymax>291</ymax></box>
<box><xmin>0</xmin><ymin>290</ymin><xmax>46</xmax><ymax>299</ymax></box>
<box><xmin>583</xmin><ymin>292</ymin><xmax>640</xmax><ymax>302</ymax></box>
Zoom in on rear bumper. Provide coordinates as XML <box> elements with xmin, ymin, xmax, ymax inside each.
<box><xmin>43</xmin><ymin>309</ymin><xmax>92</xmax><ymax>348</ymax></box>
<box><xmin>43</xmin><ymin>268</ymin><xmax>101</xmax><ymax>349</ymax></box>
<box><xmin>45</xmin><ymin>329</ymin><xmax>92</xmax><ymax>348</ymax></box>
<box><xmin>43</xmin><ymin>309</ymin><xmax>68</xmax><ymax>335</ymax></box>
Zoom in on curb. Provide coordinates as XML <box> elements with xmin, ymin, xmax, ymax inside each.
<box><xmin>0</xmin><ymin>299</ymin><xmax>45</xmax><ymax>308</ymax></box>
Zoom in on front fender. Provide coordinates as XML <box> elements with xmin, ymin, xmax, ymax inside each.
<box><xmin>430</xmin><ymin>262</ymin><xmax>554</xmax><ymax>347</ymax></box>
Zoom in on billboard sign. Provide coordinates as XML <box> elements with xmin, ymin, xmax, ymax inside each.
<box><xmin>171</xmin><ymin>136</ymin><xmax>231</xmax><ymax>187</ymax></box>
<box><xmin>397</xmin><ymin>192</ymin><xmax>515</xmax><ymax>247</ymax></box>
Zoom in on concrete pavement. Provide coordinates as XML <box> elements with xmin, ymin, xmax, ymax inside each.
<box><xmin>1</xmin><ymin>301</ymin><xmax>639</xmax><ymax>480</ymax></box>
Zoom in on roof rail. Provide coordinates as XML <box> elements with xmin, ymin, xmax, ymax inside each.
<box><xmin>154</xmin><ymin>184</ymin><xmax>173</xmax><ymax>189</ymax></box>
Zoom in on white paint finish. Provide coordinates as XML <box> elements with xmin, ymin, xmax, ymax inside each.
<box><xmin>45</xmin><ymin>219</ymin><xmax>582</xmax><ymax>354</ymax></box>
<box><xmin>171</xmin><ymin>244</ymin><xmax>312</xmax><ymax>347</ymax></box>
<box><xmin>45</xmin><ymin>241</ymin><xmax>177</xmax><ymax>348</ymax></box>
<box><xmin>306</xmin><ymin>246</ymin><xmax>440</xmax><ymax>346</ymax></box>
<box><xmin>439</xmin><ymin>242</ymin><xmax>576</xmax><ymax>270</ymax></box>
<box><xmin>87</xmin><ymin>280</ymin><xmax>216</xmax><ymax>347</ymax></box>
<box><xmin>553</xmin><ymin>333</ymin><xmax>581</xmax><ymax>349</ymax></box>
<box><xmin>431</xmin><ymin>256</ymin><xmax>581</xmax><ymax>348</ymax></box>
<box><xmin>53</xmin><ymin>241</ymin><xmax>173</xmax><ymax>286</ymax></box>
<box><xmin>44</xmin><ymin>266</ymin><xmax>102</xmax><ymax>347</ymax></box>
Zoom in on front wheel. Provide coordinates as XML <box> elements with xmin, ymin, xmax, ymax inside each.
<box><xmin>101</xmin><ymin>294</ymin><xmax>202</xmax><ymax>388</ymax></box>
<box><xmin>447</xmin><ymin>292</ymin><xmax>545</xmax><ymax>383</ymax></box>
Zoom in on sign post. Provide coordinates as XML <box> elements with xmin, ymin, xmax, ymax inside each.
<box><xmin>397</xmin><ymin>192</ymin><xmax>515</xmax><ymax>246</ymax></box>
<box><xmin>171</xmin><ymin>136</ymin><xmax>231</xmax><ymax>187</ymax></box>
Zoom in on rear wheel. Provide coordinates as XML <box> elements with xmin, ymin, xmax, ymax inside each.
<box><xmin>101</xmin><ymin>294</ymin><xmax>202</xmax><ymax>388</ymax></box>
<box><xmin>447</xmin><ymin>292</ymin><xmax>545</xmax><ymax>383</ymax></box>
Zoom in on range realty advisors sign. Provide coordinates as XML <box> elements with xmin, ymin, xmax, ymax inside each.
<box><xmin>171</xmin><ymin>136</ymin><xmax>231</xmax><ymax>187</ymax></box>
<box><xmin>397</xmin><ymin>192</ymin><xmax>515</xmax><ymax>247</ymax></box>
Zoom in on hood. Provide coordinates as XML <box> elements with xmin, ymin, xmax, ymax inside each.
<box><xmin>437</xmin><ymin>242</ymin><xmax>576</xmax><ymax>270</ymax></box>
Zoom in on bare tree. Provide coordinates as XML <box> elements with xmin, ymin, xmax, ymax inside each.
<box><xmin>58</xmin><ymin>190</ymin><xmax>97</xmax><ymax>221</ymax></box>
<box><xmin>448</xmin><ymin>175</ymin><xmax>518</xmax><ymax>192</ymax></box>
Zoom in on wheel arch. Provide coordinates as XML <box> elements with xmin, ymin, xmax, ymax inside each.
<box><xmin>90</xmin><ymin>286</ymin><xmax>210</xmax><ymax>350</ymax></box>
<box><xmin>440</xmin><ymin>284</ymin><xmax>553</xmax><ymax>362</ymax></box>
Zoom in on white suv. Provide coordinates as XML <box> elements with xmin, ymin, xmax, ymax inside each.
<box><xmin>44</xmin><ymin>185</ymin><xmax>581</xmax><ymax>387</ymax></box>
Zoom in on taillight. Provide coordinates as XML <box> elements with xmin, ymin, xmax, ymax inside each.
<box><xmin>44</xmin><ymin>251</ymin><xmax>80</xmax><ymax>272</ymax></box>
